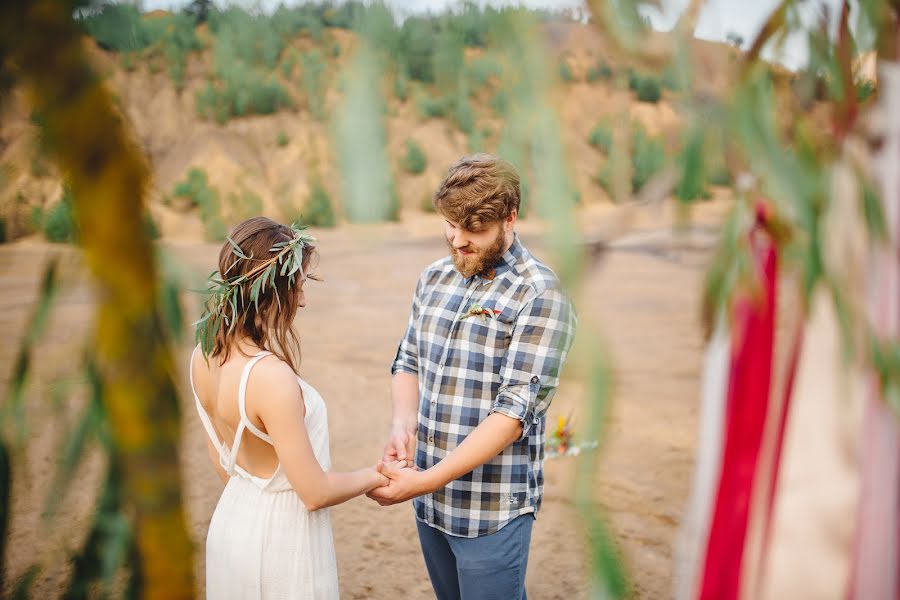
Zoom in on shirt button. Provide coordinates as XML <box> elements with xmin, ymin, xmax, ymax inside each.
<box><xmin>427</xmin><ymin>435</ymin><xmax>435</xmax><ymax>444</ymax></box>
<box><xmin>531</xmin><ymin>376</ymin><xmax>540</xmax><ymax>384</ymax></box>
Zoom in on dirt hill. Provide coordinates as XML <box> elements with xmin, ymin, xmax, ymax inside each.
<box><xmin>0</xmin><ymin>18</ymin><xmax>744</xmax><ymax>241</ymax></box>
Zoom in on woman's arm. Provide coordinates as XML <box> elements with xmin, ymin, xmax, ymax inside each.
<box><xmin>255</xmin><ymin>361</ymin><xmax>387</xmax><ymax>511</ymax></box>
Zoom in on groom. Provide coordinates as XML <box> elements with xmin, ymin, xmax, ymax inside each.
<box><xmin>368</xmin><ymin>154</ymin><xmax>576</xmax><ymax>600</ymax></box>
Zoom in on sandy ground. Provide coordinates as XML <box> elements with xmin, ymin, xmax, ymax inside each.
<box><xmin>0</xmin><ymin>202</ymin><xmax>725</xmax><ymax>599</ymax></box>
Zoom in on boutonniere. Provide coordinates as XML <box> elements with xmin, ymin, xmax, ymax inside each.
<box><xmin>461</xmin><ymin>302</ymin><xmax>502</xmax><ymax>322</ymax></box>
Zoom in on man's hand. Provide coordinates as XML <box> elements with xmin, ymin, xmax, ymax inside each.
<box><xmin>383</xmin><ymin>423</ymin><xmax>416</xmax><ymax>463</ymax></box>
<box><xmin>366</xmin><ymin>460</ymin><xmax>431</xmax><ymax>506</ymax></box>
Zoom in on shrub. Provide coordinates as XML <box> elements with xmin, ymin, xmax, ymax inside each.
<box><xmin>489</xmin><ymin>88</ymin><xmax>509</xmax><ymax>115</ymax></box>
<box><xmin>586</xmin><ymin>59</ymin><xmax>613</xmax><ymax>82</ymax></box>
<box><xmin>453</xmin><ymin>94</ymin><xmax>476</xmax><ymax>134</ymax></box>
<box><xmin>394</xmin><ymin>70</ymin><xmax>409</xmax><ymax>102</ymax></box>
<box><xmin>195</xmin><ymin>69</ymin><xmax>292</xmax><ymax>123</ymax></box>
<box><xmin>301</xmin><ymin>50</ymin><xmax>328</xmax><ymax>121</ymax></box>
<box><xmin>78</xmin><ymin>4</ymin><xmax>148</xmax><ymax>52</ymax></box>
<box><xmin>416</xmin><ymin>92</ymin><xmax>450</xmax><ymax>119</ymax></box>
<box><xmin>44</xmin><ymin>190</ymin><xmax>77</xmax><ymax>243</ymax></box>
<box><xmin>636</xmin><ymin>75</ymin><xmax>662</xmax><ymax>103</ymax></box>
<box><xmin>558</xmin><ymin>58</ymin><xmax>574</xmax><ymax>83</ymax></box>
<box><xmin>172</xmin><ymin>168</ymin><xmax>226</xmax><ymax>241</ymax></box>
<box><xmin>631</xmin><ymin>126</ymin><xmax>665</xmax><ymax>192</ymax></box>
<box><xmin>399</xmin><ymin>17</ymin><xmax>435</xmax><ymax>83</ymax></box>
<box><xmin>400</xmin><ymin>139</ymin><xmax>427</xmax><ymax>175</ymax></box>
<box><xmin>277</xmin><ymin>132</ymin><xmax>289</xmax><ymax>147</ymax></box>
<box><xmin>596</xmin><ymin>124</ymin><xmax>666</xmax><ymax>197</ymax></box>
<box><xmin>588</xmin><ymin>122</ymin><xmax>613</xmax><ymax>154</ymax></box>
<box><xmin>303</xmin><ymin>181</ymin><xmax>337</xmax><ymax>228</ymax></box>
<box><xmin>466</xmin><ymin>56</ymin><xmax>503</xmax><ymax>89</ymax></box>
<box><xmin>0</xmin><ymin>217</ymin><xmax>7</xmax><ymax>244</ymax></box>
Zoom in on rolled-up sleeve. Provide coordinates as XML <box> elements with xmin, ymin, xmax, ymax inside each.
<box><xmin>391</xmin><ymin>276</ymin><xmax>423</xmax><ymax>376</ymax></box>
<box><xmin>490</xmin><ymin>285</ymin><xmax>576</xmax><ymax>440</ymax></box>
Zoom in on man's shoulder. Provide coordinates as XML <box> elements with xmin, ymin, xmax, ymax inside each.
<box><xmin>517</xmin><ymin>246</ymin><xmax>566</xmax><ymax>297</ymax></box>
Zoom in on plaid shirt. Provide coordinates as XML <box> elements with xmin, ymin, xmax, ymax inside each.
<box><xmin>391</xmin><ymin>236</ymin><xmax>576</xmax><ymax>537</ymax></box>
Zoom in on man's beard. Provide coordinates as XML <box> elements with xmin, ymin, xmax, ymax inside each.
<box><xmin>447</xmin><ymin>228</ymin><xmax>507</xmax><ymax>279</ymax></box>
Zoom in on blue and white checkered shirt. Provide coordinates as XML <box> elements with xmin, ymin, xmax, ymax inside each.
<box><xmin>391</xmin><ymin>236</ymin><xmax>576</xmax><ymax>537</ymax></box>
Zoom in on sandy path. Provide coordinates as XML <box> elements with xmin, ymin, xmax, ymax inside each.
<box><xmin>1</xmin><ymin>207</ymin><xmax>715</xmax><ymax>598</ymax></box>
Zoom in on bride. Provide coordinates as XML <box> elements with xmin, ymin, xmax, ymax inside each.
<box><xmin>189</xmin><ymin>216</ymin><xmax>400</xmax><ymax>599</ymax></box>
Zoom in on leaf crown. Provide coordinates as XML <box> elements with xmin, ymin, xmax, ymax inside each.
<box><xmin>194</xmin><ymin>222</ymin><xmax>317</xmax><ymax>357</ymax></box>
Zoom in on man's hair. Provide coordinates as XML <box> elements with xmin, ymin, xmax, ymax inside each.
<box><xmin>433</xmin><ymin>154</ymin><xmax>520</xmax><ymax>231</ymax></box>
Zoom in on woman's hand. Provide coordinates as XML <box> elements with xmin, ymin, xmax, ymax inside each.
<box><xmin>371</xmin><ymin>459</ymin><xmax>407</xmax><ymax>488</ymax></box>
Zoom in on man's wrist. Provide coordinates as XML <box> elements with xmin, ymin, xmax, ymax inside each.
<box><xmin>391</xmin><ymin>416</ymin><xmax>418</xmax><ymax>433</ymax></box>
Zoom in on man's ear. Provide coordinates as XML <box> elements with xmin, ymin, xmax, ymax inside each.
<box><xmin>505</xmin><ymin>209</ymin><xmax>518</xmax><ymax>231</ymax></box>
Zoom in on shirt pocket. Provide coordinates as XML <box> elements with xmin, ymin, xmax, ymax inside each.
<box><xmin>455</xmin><ymin>307</ymin><xmax>513</xmax><ymax>362</ymax></box>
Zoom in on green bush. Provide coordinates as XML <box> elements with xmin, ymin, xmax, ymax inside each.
<box><xmin>465</xmin><ymin>56</ymin><xmax>503</xmax><ymax>89</ymax></box>
<box><xmin>44</xmin><ymin>190</ymin><xmax>77</xmax><ymax>243</ymax></box>
<box><xmin>78</xmin><ymin>4</ymin><xmax>148</xmax><ymax>52</ymax></box>
<box><xmin>301</xmin><ymin>50</ymin><xmax>328</xmax><ymax>121</ymax></box>
<box><xmin>636</xmin><ymin>76</ymin><xmax>662</xmax><ymax>103</ymax></box>
<box><xmin>586</xmin><ymin>59</ymin><xmax>613</xmax><ymax>82</ymax></box>
<box><xmin>627</xmin><ymin>69</ymin><xmax>640</xmax><ymax>91</ymax></box>
<box><xmin>400</xmin><ymin>139</ymin><xmax>427</xmax><ymax>175</ymax></box>
<box><xmin>195</xmin><ymin>69</ymin><xmax>292</xmax><ymax>123</ymax></box>
<box><xmin>453</xmin><ymin>94</ymin><xmax>476</xmax><ymax>134</ymax></box>
<box><xmin>0</xmin><ymin>217</ymin><xmax>7</xmax><ymax>244</ymax></box>
<box><xmin>558</xmin><ymin>59</ymin><xmax>574</xmax><ymax>83</ymax></box>
<box><xmin>303</xmin><ymin>181</ymin><xmax>337</xmax><ymax>228</ymax></box>
<box><xmin>394</xmin><ymin>70</ymin><xmax>409</xmax><ymax>102</ymax></box>
<box><xmin>596</xmin><ymin>124</ymin><xmax>666</xmax><ymax>197</ymax></box>
<box><xmin>588</xmin><ymin>122</ymin><xmax>613</xmax><ymax>154</ymax></box>
<box><xmin>416</xmin><ymin>92</ymin><xmax>450</xmax><ymax>119</ymax></box>
<box><xmin>399</xmin><ymin>17</ymin><xmax>435</xmax><ymax>83</ymax></box>
<box><xmin>172</xmin><ymin>168</ymin><xmax>226</xmax><ymax>241</ymax></box>
<box><xmin>631</xmin><ymin>126</ymin><xmax>665</xmax><ymax>192</ymax></box>
<box><xmin>277</xmin><ymin>132</ymin><xmax>289</xmax><ymax>147</ymax></box>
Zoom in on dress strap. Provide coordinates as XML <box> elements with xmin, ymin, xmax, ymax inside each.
<box><xmin>190</xmin><ymin>345</ymin><xmax>226</xmax><ymax>457</ymax></box>
<box><xmin>236</xmin><ymin>351</ymin><xmax>276</xmax><ymax>445</ymax></box>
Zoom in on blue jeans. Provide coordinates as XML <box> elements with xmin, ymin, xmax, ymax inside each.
<box><xmin>416</xmin><ymin>514</ymin><xmax>534</xmax><ymax>600</ymax></box>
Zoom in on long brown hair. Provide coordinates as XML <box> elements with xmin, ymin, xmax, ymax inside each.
<box><xmin>208</xmin><ymin>217</ymin><xmax>318</xmax><ymax>373</ymax></box>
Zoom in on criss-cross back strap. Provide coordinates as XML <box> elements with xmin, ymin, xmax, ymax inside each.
<box><xmin>190</xmin><ymin>347</ymin><xmax>275</xmax><ymax>478</ymax></box>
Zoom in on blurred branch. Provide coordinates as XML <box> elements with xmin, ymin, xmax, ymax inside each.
<box><xmin>0</xmin><ymin>1</ymin><xmax>194</xmax><ymax>597</ymax></box>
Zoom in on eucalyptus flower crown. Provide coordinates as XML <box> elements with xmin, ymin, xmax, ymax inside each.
<box><xmin>194</xmin><ymin>222</ymin><xmax>317</xmax><ymax>356</ymax></box>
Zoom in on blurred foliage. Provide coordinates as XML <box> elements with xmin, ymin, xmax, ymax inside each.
<box><xmin>558</xmin><ymin>57</ymin><xmax>575</xmax><ymax>82</ymax></box>
<box><xmin>43</xmin><ymin>188</ymin><xmax>78</xmax><ymax>243</ymax></box>
<box><xmin>300</xmin><ymin>49</ymin><xmax>328</xmax><ymax>121</ymax></box>
<box><xmin>303</xmin><ymin>180</ymin><xmax>337</xmax><ymax>228</ymax></box>
<box><xmin>1</xmin><ymin>1</ymin><xmax>196</xmax><ymax>597</ymax></box>
<box><xmin>172</xmin><ymin>168</ymin><xmax>226</xmax><ymax>241</ymax></box>
<box><xmin>597</xmin><ymin>123</ymin><xmax>666</xmax><ymax>197</ymax></box>
<box><xmin>588</xmin><ymin>120</ymin><xmax>614</xmax><ymax>154</ymax></box>
<box><xmin>635</xmin><ymin>74</ymin><xmax>663</xmax><ymax>103</ymax></box>
<box><xmin>586</xmin><ymin>58</ymin><xmax>614</xmax><ymax>82</ymax></box>
<box><xmin>400</xmin><ymin>139</ymin><xmax>428</xmax><ymax>175</ymax></box>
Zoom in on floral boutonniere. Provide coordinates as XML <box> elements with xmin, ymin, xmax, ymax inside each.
<box><xmin>461</xmin><ymin>302</ymin><xmax>502</xmax><ymax>323</ymax></box>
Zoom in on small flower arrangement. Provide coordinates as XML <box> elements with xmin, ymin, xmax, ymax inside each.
<box><xmin>545</xmin><ymin>413</ymin><xmax>599</xmax><ymax>458</ymax></box>
<box><xmin>461</xmin><ymin>303</ymin><xmax>502</xmax><ymax>322</ymax></box>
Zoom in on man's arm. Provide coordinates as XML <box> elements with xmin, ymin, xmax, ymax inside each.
<box><xmin>385</xmin><ymin>372</ymin><xmax>419</xmax><ymax>462</ymax></box>
<box><xmin>370</xmin><ymin>412</ymin><xmax>521</xmax><ymax>504</ymax></box>
<box><xmin>384</xmin><ymin>276</ymin><xmax>424</xmax><ymax>462</ymax></box>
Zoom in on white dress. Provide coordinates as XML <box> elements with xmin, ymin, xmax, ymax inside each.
<box><xmin>190</xmin><ymin>349</ymin><xmax>339</xmax><ymax>599</ymax></box>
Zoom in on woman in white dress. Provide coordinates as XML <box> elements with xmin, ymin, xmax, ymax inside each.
<box><xmin>189</xmin><ymin>217</ymin><xmax>399</xmax><ymax>599</ymax></box>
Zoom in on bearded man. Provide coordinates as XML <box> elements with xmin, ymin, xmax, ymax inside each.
<box><xmin>368</xmin><ymin>154</ymin><xmax>577</xmax><ymax>600</ymax></box>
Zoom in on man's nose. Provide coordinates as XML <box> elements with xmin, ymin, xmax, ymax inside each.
<box><xmin>452</xmin><ymin>233</ymin><xmax>469</xmax><ymax>248</ymax></box>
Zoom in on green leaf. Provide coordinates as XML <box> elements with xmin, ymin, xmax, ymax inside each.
<box><xmin>226</xmin><ymin>236</ymin><xmax>248</xmax><ymax>259</ymax></box>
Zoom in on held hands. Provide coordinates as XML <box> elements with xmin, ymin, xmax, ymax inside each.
<box><xmin>366</xmin><ymin>460</ymin><xmax>429</xmax><ymax>506</ymax></box>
